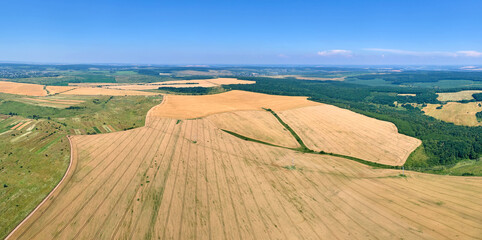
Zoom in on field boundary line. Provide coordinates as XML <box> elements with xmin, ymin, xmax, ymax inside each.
<box><xmin>5</xmin><ymin>135</ymin><xmax>76</xmax><ymax>240</ymax></box>
<box><xmin>21</xmin><ymin>128</ymin><xmax>146</xmax><ymax>239</ymax></box>
<box><xmin>45</xmin><ymin>128</ymin><xmax>152</xmax><ymax>239</ymax></box>
<box><xmin>145</xmin><ymin>94</ymin><xmax>166</xmax><ymax>125</ymax></box>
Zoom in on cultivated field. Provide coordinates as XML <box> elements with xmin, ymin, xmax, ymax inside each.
<box><xmin>8</xmin><ymin>111</ymin><xmax>482</xmax><ymax>239</ymax></box>
<box><xmin>59</xmin><ymin>87</ymin><xmax>159</xmax><ymax>96</ymax></box>
<box><xmin>45</xmin><ymin>86</ymin><xmax>76</xmax><ymax>95</ymax></box>
<box><xmin>15</xmin><ymin>97</ymin><xmax>84</xmax><ymax>108</ymax></box>
<box><xmin>147</xmin><ymin>90</ymin><xmax>320</xmax><ymax>119</ymax></box>
<box><xmin>278</xmin><ymin>105</ymin><xmax>421</xmax><ymax>166</ymax></box>
<box><xmin>105</xmin><ymin>78</ymin><xmax>255</xmax><ymax>90</ymax></box>
<box><xmin>0</xmin><ymin>81</ymin><xmax>47</xmax><ymax>96</ymax></box>
<box><xmin>423</xmin><ymin>102</ymin><xmax>482</xmax><ymax>126</ymax></box>
<box><xmin>206</xmin><ymin>110</ymin><xmax>300</xmax><ymax>148</ymax></box>
<box><xmin>0</xmin><ymin>95</ymin><xmax>163</xmax><ymax>239</ymax></box>
<box><xmin>437</xmin><ymin>90</ymin><xmax>482</xmax><ymax>101</ymax></box>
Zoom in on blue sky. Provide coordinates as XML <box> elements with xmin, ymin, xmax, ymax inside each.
<box><xmin>0</xmin><ymin>0</ymin><xmax>481</xmax><ymax>65</ymax></box>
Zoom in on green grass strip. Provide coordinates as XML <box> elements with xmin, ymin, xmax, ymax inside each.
<box><xmin>221</xmin><ymin>129</ymin><xmax>288</xmax><ymax>149</ymax></box>
<box><xmin>263</xmin><ymin>108</ymin><xmax>311</xmax><ymax>151</ymax></box>
<box><xmin>223</xmin><ymin>109</ymin><xmax>399</xmax><ymax>170</ymax></box>
<box><xmin>92</xmin><ymin>126</ymin><xmax>101</xmax><ymax>133</ymax></box>
<box><xmin>36</xmin><ymin>134</ymin><xmax>64</xmax><ymax>154</ymax></box>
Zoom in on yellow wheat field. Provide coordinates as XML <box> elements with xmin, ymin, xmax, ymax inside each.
<box><xmin>206</xmin><ymin>110</ymin><xmax>300</xmax><ymax>148</ymax></box>
<box><xmin>437</xmin><ymin>90</ymin><xmax>482</xmax><ymax>101</ymax></box>
<box><xmin>59</xmin><ymin>87</ymin><xmax>159</xmax><ymax>96</ymax></box>
<box><xmin>423</xmin><ymin>102</ymin><xmax>482</xmax><ymax>126</ymax></box>
<box><xmin>7</xmin><ymin>91</ymin><xmax>481</xmax><ymax>240</ymax></box>
<box><xmin>147</xmin><ymin>90</ymin><xmax>320</xmax><ymax>119</ymax></box>
<box><xmin>105</xmin><ymin>78</ymin><xmax>255</xmax><ymax>90</ymax></box>
<box><xmin>8</xmin><ymin>117</ymin><xmax>482</xmax><ymax>240</ymax></box>
<box><xmin>278</xmin><ymin>105</ymin><xmax>421</xmax><ymax>166</ymax></box>
<box><xmin>45</xmin><ymin>86</ymin><xmax>77</xmax><ymax>95</ymax></box>
<box><xmin>0</xmin><ymin>81</ymin><xmax>47</xmax><ymax>96</ymax></box>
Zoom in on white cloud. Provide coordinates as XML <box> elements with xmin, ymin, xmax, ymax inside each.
<box><xmin>364</xmin><ymin>48</ymin><xmax>418</xmax><ymax>55</ymax></box>
<box><xmin>456</xmin><ymin>51</ymin><xmax>482</xmax><ymax>57</ymax></box>
<box><xmin>364</xmin><ymin>48</ymin><xmax>482</xmax><ymax>58</ymax></box>
<box><xmin>363</xmin><ymin>48</ymin><xmax>457</xmax><ymax>57</ymax></box>
<box><xmin>317</xmin><ymin>49</ymin><xmax>352</xmax><ymax>57</ymax></box>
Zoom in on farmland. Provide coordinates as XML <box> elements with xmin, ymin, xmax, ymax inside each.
<box><xmin>147</xmin><ymin>90</ymin><xmax>320</xmax><ymax>119</ymax></box>
<box><xmin>278</xmin><ymin>105</ymin><xmax>421</xmax><ymax>165</ymax></box>
<box><xmin>437</xmin><ymin>90</ymin><xmax>482</xmax><ymax>102</ymax></box>
<box><xmin>0</xmin><ymin>81</ymin><xmax>47</xmax><ymax>96</ymax></box>
<box><xmin>58</xmin><ymin>87</ymin><xmax>159</xmax><ymax>96</ymax></box>
<box><xmin>1</xmin><ymin>65</ymin><xmax>482</xmax><ymax>240</ymax></box>
<box><xmin>0</xmin><ymin>94</ymin><xmax>162</xmax><ymax>238</ymax></box>
<box><xmin>263</xmin><ymin>75</ymin><xmax>346</xmax><ymax>81</ymax></box>
<box><xmin>6</xmin><ymin>92</ymin><xmax>482</xmax><ymax>239</ymax></box>
<box><xmin>206</xmin><ymin>110</ymin><xmax>300</xmax><ymax>148</ymax></box>
<box><xmin>45</xmin><ymin>86</ymin><xmax>76</xmax><ymax>95</ymax></box>
<box><xmin>0</xmin><ymin>80</ymin><xmax>161</xmax><ymax>97</ymax></box>
<box><xmin>423</xmin><ymin>102</ymin><xmax>482</xmax><ymax>126</ymax></box>
<box><xmin>151</xmin><ymin>91</ymin><xmax>419</xmax><ymax>165</ymax></box>
<box><xmin>104</xmin><ymin>77</ymin><xmax>255</xmax><ymax>90</ymax></box>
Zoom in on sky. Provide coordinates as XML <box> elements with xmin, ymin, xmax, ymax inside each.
<box><xmin>0</xmin><ymin>0</ymin><xmax>481</xmax><ymax>65</ymax></box>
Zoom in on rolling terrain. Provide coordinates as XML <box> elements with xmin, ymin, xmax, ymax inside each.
<box><xmin>423</xmin><ymin>102</ymin><xmax>482</xmax><ymax>126</ymax></box>
<box><xmin>0</xmin><ymin>94</ymin><xmax>163</xmax><ymax>238</ymax></box>
<box><xmin>278</xmin><ymin>105</ymin><xmax>421</xmax><ymax>166</ymax></box>
<box><xmin>437</xmin><ymin>90</ymin><xmax>482</xmax><ymax>102</ymax></box>
<box><xmin>7</xmin><ymin>91</ymin><xmax>481</xmax><ymax>240</ymax></box>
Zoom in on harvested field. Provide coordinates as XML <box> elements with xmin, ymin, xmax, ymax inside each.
<box><xmin>147</xmin><ymin>90</ymin><xmax>320</xmax><ymax>119</ymax></box>
<box><xmin>8</xmin><ymin>113</ymin><xmax>482</xmax><ymax>239</ymax></box>
<box><xmin>423</xmin><ymin>102</ymin><xmax>482</xmax><ymax>126</ymax></box>
<box><xmin>59</xmin><ymin>87</ymin><xmax>159</xmax><ymax>96</ymax></box>
<box><xmin>105</xmin><ymin>78</ymin><xmax>255</xmax><ymax>90</ymax></box>
<box><xmin>23</xmin><ymin>98</ymin><xmax>84</xmax><ymax>105</ymax></box>
<box><xmin>397</xmin><ymin>93</ymin><xmax>416</xmax><ymax>97</ymax></box>
<box><xmin>437</xmin><ymin>90</ymin><xmax>482</xmax><ymax>101</ymax></box>
<box><xmin>10</xmin><ymin>121</ymin><xmax>25</xmax><ymax>130</ymax></box>
<box><xmin>206</xmin><ymin>110</ymin><xmax>299</xmax><ymax>148</ymax></box>
<box><xmin>17</xmin><ymin>97</ymin><xmax>85</xmax><ymax>108</ymax></box>
<box><xmin>102</xmin><ymin>125</ymin><xmax>112</xmax><ymax>133</ymax></box>
<box><xmin>278</xmin><ymin>105</ymin><xmax>421</xmax><ymax>166</ymax></box>
<box><xmin>16</xmin><ymin>121</ymin><xmax>31</xmax><ymax>130</ymax></box>
<box><xmin>45</xmin><ymin>86</ymin><xmax>77</xmax><ymax>95</ymax></box>
<box><xmin>0</xmin><ymin>81</ymin><xmax>46</xmax><ymax>96</ymax></box>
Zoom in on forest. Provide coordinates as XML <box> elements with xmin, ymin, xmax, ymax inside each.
<box><xmin>348</xmin><ymin>71</ymin><xmax>482</xmax><ymax>84</ymax></box>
